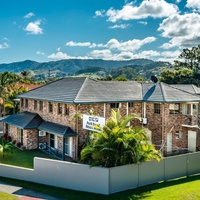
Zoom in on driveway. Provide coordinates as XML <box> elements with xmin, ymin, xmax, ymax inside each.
<box><xmin>0</xmin><ymin>181</ymin><xmax>64</xmax><ymax>200</ymax></box>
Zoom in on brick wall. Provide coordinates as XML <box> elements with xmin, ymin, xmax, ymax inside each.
<box><xmin>19</xmin><ymin>99</ymin><xmax>200</xmax><ymax>158</ymax></box>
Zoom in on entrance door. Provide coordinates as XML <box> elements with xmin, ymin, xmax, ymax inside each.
<box><xmin>188</xmin><ymin>131</ymin><xmax>196</xmax><ymax>152</ymax></box>
<box><xmin>167</xmin><ymin>132</ymin><xmax>172</xmax><ymax>152</ymax></box>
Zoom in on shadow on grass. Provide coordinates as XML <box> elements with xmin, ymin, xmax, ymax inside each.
<box><xmin>0</xmin><ymin>174</ymin><xmax>199</xmax><ymax>200</ymax></box>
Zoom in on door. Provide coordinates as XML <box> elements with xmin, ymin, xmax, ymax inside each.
<box><xmin>65</xmin><ymin>137</ymin><xmax>72</xmax><ymax>157</ymax></box>
<box><xmin>188</xmin><ymin>131</ymin><xmax>196</xmax><ymax>152</ymax></box>
<box><xmin>167</xmin><ymin>132</ymin><xmax>172</xmax><ymax>152</ymax></box>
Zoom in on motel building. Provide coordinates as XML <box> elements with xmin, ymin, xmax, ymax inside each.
<box><xmin>2</xmin><ymin>77</ymin><xmax>200</xmax><ymax>160</ymax></box>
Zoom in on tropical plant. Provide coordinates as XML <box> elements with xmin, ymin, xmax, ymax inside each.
<box><xmin>0</xmin><ymin>72</ymin><xmax>19</xmax><ymax>116</ymax></box>
<box><xmin>0</xmin><ymin>139</ymin><xmax>13</xmax><ymax>158</ymax></box>
<box><xmin>80</xmin><ymin>110</ymin><xmax>162</xmax><ymax>167</ymax></box>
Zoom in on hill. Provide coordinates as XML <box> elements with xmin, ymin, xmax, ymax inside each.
<box><xmin>0</xmin><ymin>59</ymin><xmax>172</xmax><ymax>80</ymax></box>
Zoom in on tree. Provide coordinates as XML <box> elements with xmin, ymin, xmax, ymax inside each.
<box><xmin>4</xmin><ymin>84</ymin><xmax>28</xmax><ymax>114</ymax></box>
<box><xmin>80</xmin><ymin>110</ymin><xmax>161</xmax><ymax>167</ymax></box>
<box><xmin>0</xmin><ymin>72</ymin><xmax>19</xmax><ymax>116</ymax></box>
<box><xmin>0</xmin><ymin>139</ymin><xmax>13</xmax><ymax>158</ymax></box>
<box><xmin>174</xmin><ymin>45</ymin><xmax>200</xmax><ymax>71</ymax></box>
<box><xmin>159</xmin><ymin>68</ymin><xmax>194</xmax><ymax>84</ymax></box>
<box><xmin>20</xmin><ymin>70</ymin><xmax>31</xmax><ymax>83</ymax></box>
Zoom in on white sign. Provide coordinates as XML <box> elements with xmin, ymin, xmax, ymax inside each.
<box><xmin>82</xmin><ymin>114</ymin><xmax>105</xmax><ymax>132</ymax></box>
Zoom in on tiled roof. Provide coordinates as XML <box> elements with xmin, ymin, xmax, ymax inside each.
<box><xmin>38</xmin><ymin>121</ymin><xmax>77</xmax><ymax>136</ymax></box>
<box><xmin>170</xmin><ymin>84</ymin><xmax>200</xmax><ymax>95</ymax></box>
<box><xmin>2</xmin><ymin>111</ymin><xmax>43</xmax><ymax>129</ymax></box>
<box><xmin>17</xmin><ymin>77</ymin><xmax>200</xmax><ymax>103</ymax></box>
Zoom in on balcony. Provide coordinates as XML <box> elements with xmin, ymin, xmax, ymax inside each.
<box><xmin>182</xmin><ymin>115</ymin><xmax>199</xmax><ymax>128</ymax></box>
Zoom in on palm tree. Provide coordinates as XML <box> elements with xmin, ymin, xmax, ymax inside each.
<box><xmin>0</xmin><ymin>72</ymin><xmax>19</xmax><ymax>116</ymax></box>
<box><xmin>0</xmin><ymin>139</ymin><xmax>13</xmax><ymax>158</ymax></box>
<box><xmin>80</xmin><ymin>109</ymin><xmax>161</xmax><ymax>167</ymax></box>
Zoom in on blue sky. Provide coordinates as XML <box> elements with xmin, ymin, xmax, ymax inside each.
<box><xmin>0</xmin><ymin>0</ymin><xmax>200</xmax><ymax>64</ymax></box>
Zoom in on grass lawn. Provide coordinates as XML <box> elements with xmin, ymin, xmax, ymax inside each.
<box><xmin>0</xmin><ymin>192</ymin><xmax>17</xmax><ymax>200</ymax></box>
<box><xmin>0</xmin><ymin>138</ymin><xmax>56</xmax><ymax>168</ymax></box>
<box><xmin>0</xmin><ymin>174</ymin><xmax>200</xmax><ymax>200</ymax></box>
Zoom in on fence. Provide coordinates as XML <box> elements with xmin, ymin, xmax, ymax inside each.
<box><xmin>1</xmin><ymin>152</ymin><xmax>200</xmax><ymax>195</ymax></box>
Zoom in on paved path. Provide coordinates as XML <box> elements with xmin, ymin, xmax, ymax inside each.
<box><xmin>0</xmin><ymin>181</ymin><xmax>65</xmax><ymax>200</ymax></box>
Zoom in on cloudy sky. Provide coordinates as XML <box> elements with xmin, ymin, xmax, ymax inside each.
<box><xmin>0</xmin><ymin>0</ymin><xmax>200</xmax><ymax>64</ymax></box>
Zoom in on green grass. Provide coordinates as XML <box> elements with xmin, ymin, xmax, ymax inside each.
<box><xmin>0</xmin><ymin>192</ymin><xmax>17</xmax><ymax>200</ymax></box>
<box><xmin>0</xmin><ymin>175</ymin><xmax>200</xmax><ymax>200</ymax></box>
<box><xmin>0</xmin><ymin>139</ymin><xmax>56</xmax><ymax>168</ymax></box>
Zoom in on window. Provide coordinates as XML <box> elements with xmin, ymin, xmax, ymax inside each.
<box><xmin>154</xmin><ymin>103</ymin><xmax>161</xmax><ymax>114</ymax></box>
<box><xmin>183</xmin><ymin>103</ymin><xmax>198</xmax><ymax>115</ymax></box>
<box><xmin>58</xmin><ymin>103</ymin><xmax>62</xmax><ymax>114</ymax></box>
<box><xmin>39</xmin><ymin>101</ymin><xmax>43</xmax><ymax>111</ymax></box>
<box><xmin>169</xmin><ymin>103</ymin><xmax>180</xmax><ymax>114</ymax></box>
<box><xmin>110</xmin><ymin>103</ymin><xmax>121</xmax><ymax>109</ymax></box>
<box><xmin>175</xmin><ymin>131</ymin><xmax>183</xmax><ymax>139</ymax></box>
<box><xmin>17</xmin><ymin>129</ymin><xmax>23</xmax><ymax>145</ymax></box>
<box><xmin>128</xmin><ymin>102</ymin><xmax>134</xmax><ymax>108</ymax></box>
<box><xmin>49</xmin><ymin>102</ymin><xmax>53</xmax><ymax>113</ymax></box>
<box><xmin>21</xmin><ymin>99</ymin><xmax>24</xmax><ymax>107</ymax></box>
<box><xmin>25</xmin><ymin>99</ymin><xmax>28</xmax><ymax>108</ymax></box>
<box><xmin>34</xmin><ymin>100</ymin><xmax>37</xmax><ymax>110</ymax></box>
<box><xmin>50</xmin><ymin>134</ymin><xmax>54</xmax><ymax>148</ymax></box>
<box><xmin>65</xmin><ymin>104</ymin><xmax>69</xmax><ymax>115</ymax></box>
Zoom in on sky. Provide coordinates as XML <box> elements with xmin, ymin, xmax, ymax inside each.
<box><xmin>0</xmin><ymin>0</ymin><xmax>200</xmax><ymax>64</ymax></box>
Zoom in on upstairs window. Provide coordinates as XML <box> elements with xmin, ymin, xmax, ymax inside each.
<box><xmin>39</xmin><ymin>101</ymin><xmax>43</xmax><ymax>111</ymax></box>
<box><xmin>169</xmin><ymin>103</ymin><xmax>180</xmax><ymax>114</ymax></box>
<box><xmin>25</xmin><ymin>99</ymin><xmax>28</xmax><ymax>108</ymax></box>
<box><xmin>65</xmin><ymin>104</ymin><xmax>69</xmax><ymax>115</ymax></box>
<box><xmin>110</xmin><ymin>103</ymin><xmax>121</xmax><ymax>109</ymax></box>
<box><xmin>34</xmin><ymin>100</ymin><xmax>37</xmax><ymax>110</ymax></box>
<box><xmin>128</xmin><ymin>102</ymin><xmax>134</xmax><ymax>108</ymax></box>
<box><xmin>154</xmin><ymin>103</ymin><xmax>161</xmax><ymax>114</ymax></box>
<box><xmin>49</xmin><ymin>102</ymin><xmax>53</xmax><ymax>113</ymax></box>
<box><xmin>58</xmin><ymin>103</ymin><xmax>62</xmax><ymax>114</ymax></box>
<box><xmin>182</xmin><ymin>103</ymin><xmax>198</xmax><ymax>115</ymax></box>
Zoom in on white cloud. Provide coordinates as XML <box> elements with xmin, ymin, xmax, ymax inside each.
<box><xmin>138</xmin><ymin>21</ymin><xmax>148</xmax><ymax>25</ymax></box>
<box><xmin>186</xmin><ymin>0</ymin><xmax>200</xmax><ymax>12</ymax></box>
<box><xmin>94</xmin><ymin>10</ymin><xmax>105</xmax><ymax>17</ymax></box>
<box><xmin>24</xmin><ymin>12</ymin><xmax>35</xmax><ymax>19</ymax></box>
<box><xmin>106</xmin><ymin>37</ymin><xmax>156</xmax><ymax>51</ymax></box>
<box><xmin>109</xmin><ymin>24</ymin><xmax>129</xmax><ymax>29</ymax></box>
<box><xmin>48</xmin><ymin>51</ymin><xmax>91</xmax><ymax>60</ymax></box>
<box><xmin>24</xmin><ymin>20</ymin><xmax>43</xmax><ymax>35</ymax></box>
<box><xmin>66</xmin><ymin>41</ymin><xmax>104</xmax><ymax>48</ymax></box>
<box><xmin>158</xmin><ymin>13</ymin><xmax>200</xmax><ymax>49</ymax></box>
<box><xmin>0</xmin><ymin>42</ymin><xmax>9</xmax><ymax>49</ymax></box>
<box><xmin>36</xmin><ymin>50</ymin><xmax>45</xmax><ymax>55</ymax></box>
<box><xmin>105</xmin><ymin>0</ymin><xmax>178</xmax><ymax>22</ymax></box>
<box><xmin>66</xmin><ymin>41</ymin><xmax>91</xmax><ymax>47</ymax></box>
<box><xmin>89</xmin><ymin>49</ymin><xmax>113</xmax><ymax>59</ymax></box>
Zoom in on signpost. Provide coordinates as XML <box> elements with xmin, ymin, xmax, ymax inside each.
<box><xmin>82</xmin><ymin>114</ymin><xmax>105</xmax><ymax>132</ymax></box>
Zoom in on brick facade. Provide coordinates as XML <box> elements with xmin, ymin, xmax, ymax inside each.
<box><xmin>4</xmin><ymin>97</ymin><xmax>200</xmax><ymax>160</ymax></box>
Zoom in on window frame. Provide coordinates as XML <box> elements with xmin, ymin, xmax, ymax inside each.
<box><xmin>128</xmin><ymin>102</ymin><xmax>134</xmax><ymax>108</ymax></box>
<box><xmin>58</xmin><ymin>103</ymin><xmax>62</xmax><ymax>115</ymax></box>
<box><xmin>65</xmin><ymin>104</ymin><xmax>69</xmax><ymax>116</ymax></box>
<box><xmin>169</xmin><ymin>103</ymin><xmax>180</xmax><ymax>114</ymax></box>
<box><xmin>25</xmin><ymin>99</ymin><xmax>28</xmax><ymax>108</ymax></box>
<box><xmin>39</xmin><ymin>101</ymin><xmax>43</xmax><ymax>111</ymax></box>
<box><xmin>110</xmin><ymin>103</ymin><xmax>121</xmax><ymax>109</ymax></box>
<box><xmin>154</xmin><ymin>103</ymin><xmax>161</xmax><ymax>114</ymax></box>
<box><xmin>34</xmin><ymin>100</ymin><xmax>37</xmax><ymax>110</ymax></box>
<box><xmin>48</xmin><ymin>102</ymin><xmax>53</xmax><ymax>113</ymax></box>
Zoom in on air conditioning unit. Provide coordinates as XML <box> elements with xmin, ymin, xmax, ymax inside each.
<box><xmin>142</xmin><ymin>117</ymin><xmax>147</xmax><ymax>125</ymax></box>
<box><xmin>39</xmin><ymin>131</ymin><xmax>46</xmax><ymax>136</ymax></box>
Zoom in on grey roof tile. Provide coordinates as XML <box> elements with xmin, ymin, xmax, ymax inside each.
<box><xmin>17</xmin><ymin>77</ymin><xmax>200</xmax><ymax>103</ymax></box>
<box><xmin>2</xmin><ymin>111</ymin><xmax>43</xmax><ymax>129</ymax></box>
<box><xmin>38</xmin><ymin>121</ymin><xmax>77</xmax><ymax>136</ymax></box>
